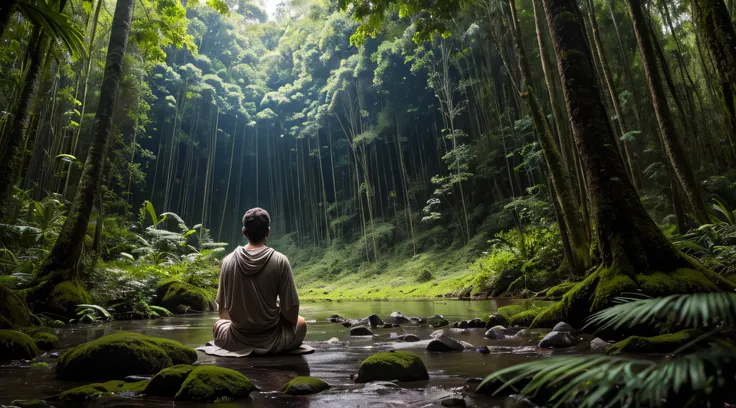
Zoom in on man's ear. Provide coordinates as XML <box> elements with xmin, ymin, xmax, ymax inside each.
<box><xmin>266</xmin><ymin>227</ymin><xmax>271</xmax><ymax>238</ymax></box>
<box><xmin>242</xmin><ymin>227</ymin><xmax>247</xmax><ymax>238</ymax></box>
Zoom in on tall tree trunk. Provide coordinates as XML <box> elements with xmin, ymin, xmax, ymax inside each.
<box><xmin>0</xmin><ymin>28</ymin><xmax>48</xmax><ymax>213</ymax></box>
<box><xmin>38</xmin><ymin>0</ymin><xmax>134</xmax><ymax>280</ymax></box>
<box><xmin>626</xmin><ymin>0</ymin><xmax>710</xmax><ymax>225</ymax></box>
<box><xmin>536</xmin><ymin>0</ymin><xmax>732</xmax><ymax>329</ymax></box>
<box><xmin>692</xmin><ymin>0</ymin><xmax>736</xmax><ymax>159</ymax></box>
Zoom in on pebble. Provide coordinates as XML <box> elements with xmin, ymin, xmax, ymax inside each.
<box><xmin>350</xmin><ymin>326</ymin><xmax>373</xmax><ymax>336</ymax></box>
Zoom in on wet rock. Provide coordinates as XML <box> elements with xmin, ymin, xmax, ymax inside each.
<box><xmin>394</xmin><ymin>334</ymin><xmax>420</xmax><ymax>342</ymax></box>
<box><xmin>387</xmin><ymin>312</ymin><xmax>411</xmax><ymax>324</ymax></box>
<box><xmin>9</xmin><ymin>400</ymin><xmax>54</xmax><ymax>408</ymax></box>
<box><xmin>484</xmin><ymin>325</ymin><xmax>507</xmax><ymax>340</ymax></box>
<box><xmin>156</xmin><ymin>280</ymin><xmax>213</xmax><ymax>313</ymax></box>
<box><xmin>124</xmin><ymin>375</ymin><xmax>152</xmax><ymax>382</ymax></box>
<box><xmin>59</xmin><ymin>380</ymin><xmax>149</xmax><ymax>402</ymax></box>
<box><xmin>430</xmin><ymin>330</ymin><xmax>445</xmax><ymax>338</ymax></box>
<box><xmin>441</xmin><ymin>397</ymin><xmax>467</xmax><ymax>407</ymax></box>
<box><xmin>362</xmin><ymin>381</ymin><xmax>401</xmax><ymax>394</ymax></box>
<box><xmin>144</xmin><ymin>365</ymin><xmax>195</xmax><ymax>396</ymax></box>
<box><xmin>459</xmin><ymin>341</ymin><xmax>475</xmax><ymax>349</ymax></box>
<box><xmin>48</xmin><ymin>281</ymin><xmax>92</xmax><ymax>318</ymax></box>
<box><xmin>465</xmin><ymin>377</ymin><xmax>483</xmax><ymax>384</ymax></box>
<box><xmin>408</xmin><ymin>317</ymin><xmax>426</xmax><ymax>324</ymax></box>
<box><xmin>514</xmin><ymin>328</ymin><xmax>532</xmax><ymax>338</ymax></box>
<box><xmin>449</xmin><ymin>328</ymin><xmax>470</xmax><ymax>335</ymax></box>
<box><xmin>451</xmin><ymin>321</ymin><xmax>469</xmax><ymax>329</ymax></box>
<box><xmin>350</xmin><ymin>327</ymin><xmax>373</xmax><ymax>336</ymax></box>
<box><xmin>32</xmin><ymin>332</ymin><xmax>59</xmax><ymax>351</ymax></box>
<box><xmin>0</xmin><ymin>330</ymin><xmax>40</xmax><ymax>361</ymax></box>
<box><xmin>467</xmin><ymin>318</ymin><xmax>485</xmax><ymax>328</ymax></box>
<box><xmin>328</xmin><ymin>315</ymin><xmax>346</xmax><ymax>323</ymax></box>
<box><xmin>427</xmin><ymin>336</ymin><xmax>464</xmax><ymax>352</ymax></box>
<box><xmin>355</xmin><ymin>351</ymin><xmax>429</xmax><ymax>383</ymax></box>
<box><xmin>477</xmin><ymin>346</ymin><xmax>490</xmax><ymax>354</ymax></box>
<box><xmin>326</xmin><ymin>337</ymin><xmax>341</xmax><ymax>345</ymax></box>
<box><xmin>282</xmin><ymin>376</ymin><xmax>330</xmax><ymax>395</ymax></box>
<box><xmin>590</xmin><ymin>338</ymin><xmax>609</xmax><ymax>353</ymax></box>
<box><xmin>539</xmin><ymin>330</ymin><xmax>578</xmax><ymax>349</ymax></box>
<box><xmin>176</xmin><ymin>366</ymin><xmax>255</xmax><ymax>402</ymax></box>
<box><xmin>428</xmin><ymin>315</ymin><xmax>449</xmax><ymax>328</ymax></box>
<box><xmin>485</xmin><ymin>312</ymin><xmax>508</xmax><ymax>329</ymax></box>
<box><xmin>342</xmin><ymin>321</ymin><xmax>353</xmax><ymax>328</ymax></box>
<box><xmin>359</xmin><ymin>314</ymin><xmax>384</xmax><ymax>327</ymax></box>
<box><xmin>56</xmin><ymin>331</ymin><xmax>197</xmax><ymax>380</ymax></box>
<box><xmin>49</xmin><ymin>351</ymin><xmax>60</xmax><ymax>358</ymax></box>
<box><xmin>552</xmin><ymin>322</ymin><xmax>576</xmax><ymax>334</ymax></box>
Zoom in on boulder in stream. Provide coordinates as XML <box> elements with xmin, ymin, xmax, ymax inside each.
<box><xmin>393</xmin><ymin>334</ymin><xmax>420</xmax><ymax>342</ymax></box>
<box><xmin>0</xmin><ymin>285</ymin><xmax>32</xmax><ymax>329</ymax></box>
<box><xmin>56</xmin><ymin>331</ymin><xmax>197</xmax><ymax>380</ymax></box>
<box><xmin>355</xmin><ymin>351</ymin><xmax>429</xmax><ymax>383</ymax></box>
<box><xmin>350</xmin><ymin>326</ymin><xmax>373</xmax><ymax>336</ymax></box>
<box><xmin>451</xmin><ymin>321</ymin><xmax>469</xmax><ymax>329</ymax></box>
<box><xmin>538</xmin><ymin>322</ymin><xmax>579</xmax><ymax>349</ymax></box>
<box><xmin>427</xmin><ymin>336</ymin><xmax>464</xmax><ymax>352</ymax></box>
<box><xmin>144</xmin><ymin>364</ymin><xmax>195</xmax><ymax>396</ymax></box>
<box><xmin>59</xmin><ymin>380</ymin><xmax>149</xmax><ymax>402</ymax></box>
<box><xmin>485</xmin><ymin>312</ymin><xmax>508</xmax><ymax>328</ymax></box>
<box><xmin>32</xmin><ymin>332</ymin><xmax>60</xmax><ymax>351</ymax></box>
<box><xmin>0</xmin><ymin>330</ymin><xmax>40</xmax><ymax>361</ymax></box>
<box><xmin>282</xmin><ymin>376</ymin><xmax>330</xmax><ymax>395</ymax></box>
<box><xmin>156</xmin><ymin>280</ymin><xmax>213</xmax><ymax>313</ymax></box>
<box><xmin>386</xmin><ymin>312</ymin><xmax>411</xmax><ymax>324</ymax></box>
<box><xmin>176</xmin><ymin>366</ymin><xmax>256</xmax><ymax>402</ymax></box>
<box><xmin>467</xmin><ymin>318</ymin><xmax>485</xmax><ymax>328</ymax></box>
<box><xmin>589</xmin><ymin>338</ymin><xmax>609</xmax><ymax>353</ymax></box>
<box><xmin>430</xmin><ymin>330</ymin><xmax>445</xmax><ymax>339</ymax></box>
<box><xmin>358</xmin><ymin>314</ymin><xmax>384</xmax><ymax>327</ymax></box>
<box><xmin>428</xmin><ymin>314</ymin><xmax>449</xmax><ymax>328</ymax></box>
<box><xmin>484</xmin><ymin>325</ymin><xmax>507</xmax><ymax>340</ymax></box>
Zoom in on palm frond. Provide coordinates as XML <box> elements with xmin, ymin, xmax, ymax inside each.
<box><xmin>584</xmin><ymin>293</ymin><xmax>736</xmax><ymax>332</ymax></box>
<box><xmin>75</xmin><ymin>303</ymin><xmax>112</xmax><ymax>320</ymax></box>
<box><xmin>17</xmin><ymin>0</ymin><xmax>87</xmax><ymax>58</ymax></box>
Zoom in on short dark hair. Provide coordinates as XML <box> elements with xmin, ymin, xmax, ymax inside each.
<box><xmin>242</xmin><ymin>208</ymin><xmax>270</xmax><ymax>243</ymax></box>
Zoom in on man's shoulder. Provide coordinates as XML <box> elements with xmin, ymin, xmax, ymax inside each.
<box><xmin>222</xmin><ymin>249</ymin><xmax>238</xmax><ymax>266</ymax></box>
<box><xmin>270</xmin><ymin>249</ymin><xmax>290</xmax><ymax>264</ymax></box>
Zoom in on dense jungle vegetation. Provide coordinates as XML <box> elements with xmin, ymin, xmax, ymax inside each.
<box><xmin>5</xmin><ymin>0</ymin><xmax>736</xmax><ymax>404</ymax></box>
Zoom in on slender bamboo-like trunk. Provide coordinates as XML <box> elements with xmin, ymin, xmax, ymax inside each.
<box><xmin>39</xmin><ymin>0</ymin><xmax>134</xmax><ymax>280</ymax></box>
<box><xmin>626</xmin><ymin>0</ymin><xmax>710</xmax><ymax>225</ymax></box>
<box><xmin>218</xmin><ymin>115</ymin><xmax>238</xmax><ymax>242</ymax></box>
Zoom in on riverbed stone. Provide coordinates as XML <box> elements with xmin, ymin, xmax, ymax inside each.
<box><xmin>56</xmin><ymin>331</ymin><xmax>197</xmax><ymax>380</ymax></box>
<box><xmin>0</xmin><ymin>330</ymin><xmax>40</xmax><ymax>361</ymax></box>
<box><xmin>326</xmin><ymin>337</ymin><xmax>340</xmax><ymax>344</ymax></box>
<box><xmin>452</xmin><ymin>321</ymin><xmax>469</xmax><ymax>329</ymax></box>
<box><xmin>428</xmin><ymin>314</ymin><xmax>449</xmax><ymax>328</ymax></box>
<box><xmin>48</xmin><ymin>281</ymin><xmax>91</xmax><ymax>318</ymax></box>
<box><xmin>590</xmin><ymin>338</ymin><xmax>609</xmax><ymax>353</ymax></box>
<box><xmin>538</xmin><ymin>330</ymin><xmax>578</xmax><ymax>349</ymax></box>
<box><xmin>355</xmin><ymin>351</ymin><xmax>429</xmax><ymax>383</ymax></box>
<box><xmin>342</xmin><ymin>321</ymin><xmax>354</xmax><ymax>327</ymax></box>
<box><xmin>485</xmin><ymin>312</ymin><xmax>508</xmax><ymax>329</ymax></box>
<box><xmin>9</xmin><ymin>400</ymin><xmax>54</xmax><ymax>408</ymax></box>
<box><xmin>387</xmin><ymin>312</ymin><xmax>411</xmax><ymax>324</ymax></box>
<box><xmin>282</xmin><ymin>376</ymin><xmax>330</xmax><ymax>395</ymax></box>
<box><xmin>430</xmin><ymin>330</ymin><xmax>445</xmax><ymax>338</ymax></box>
<box><xmin>441</xmin><ymin>397</ymin><xmax>468</xmax><ymax>407</ymax></box>
<box><xmin>328</xmin><ymin>315</ymin><xmax>346</xmax><ymax>323</ymax></box>
<box><xmin>459</xmin><ymin>341</ymin><xmax>475</xmax><ymax>349</ymax></box>
<box><xmin>427</xmin><ymin>336</ymin><xmax>464</xmax><ymax>352</ymax></box>
<box><xmin>484</xmin><ymin>325</ymin><xmax>507</xmax><ymax>340</ymax></box>
<box><xmin>350</xmin><ymin>326</ymin><xmax>373</xmax><ymax>336</ymax></box>
<box><xmin>514</xmin><ymin>328</ymin><xmax>532</xmax><ymax>338</ymax></box>
<box><xmin>467</xmin><ymin>318</ymin><xmax>485</xmax><ymax>328</ymax></box>
<box><xmin>394</xmin><ymin>334</ymin><xmax>420</xmax><ymax>342</ymax></box>
<box><xmin>156</xmin><ymin>280</ymin><xmax>213</xmax><ymax>313</ymax></box>
<box><xmin>552</xmin><ymin>322</ymin><xmax>576</xmax><ymax>334</ymax></box>
<box><xmin>359</xmin><ymin>314</ymin><xmax>384</xmax><ymax>327</ymax></box>
<box><xmin>32</xmin><ymin>332</ymin><xmax>59</xmax><ymax>351</ymax></box>
<box><xmin>144</xmin><ymin>364</ymin><xmax>195</xmax><ymax>396</ymax></box>
<box><xmin>449</xmin><ymin>328</ymin><xmax>470</xmax><ymax>335</ymax></box>
<box><xmin>176</xmin><ymin>366</ymin><xmax>255</xmax><ymax>402</ymax></box>
<box><xmin>59</xmin><ymin>380</ymin><xmax>149</xmax><ymax>402</ymax></box>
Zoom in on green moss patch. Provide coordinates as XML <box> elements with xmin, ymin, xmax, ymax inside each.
<box><xmin>145</xmin><ymin>364</ymin><xmax>196</xmax><ymax>396</ymax></box>
<box><xmin>56</xmin><ymin>331</ymin><xmax>197</xmax><ymax>380</ymax></box>
<box><xmin>32</xmin><ymin>332</ymin><xmax>59</xmax><ymax>351</ymax></box>
<box><xmin>48</xmin><ymin>281</ymin><xmax>91</xmax><ymax>318</ymax></box>
<box><xmin>508</xmin><ymin>309</ymin><xmax>543</xmax><ymax>327</ymax></box>
<box><xmin>495</xmin><ymin>305</ymin><xmax>524</xmax><ymax>320</ymax></box>
<box><xmin>282</xmin><ymin>376</ymin><xmax>330</xmax><ymax>395</ymax></box>
<box><xmin>9</xmin><ymin>400</ymin><xmax>53</xmax><ymax>408</ymax></box>
<box><xmin>175</xmin><ymin>365</ymin><xmax>255</xmax><ymax>402</ymax></box>
<box><xmin>355</xmin><ymin>351</ymin><xmax>429</xmax><ymax>383</ymax></box>
<box><xmin>545</xmin><ymin>282</ymin><xmax>578</xmax><ymax>299</ymax></box>
<box><xmin>156</xmin><ymin>280</ymin><xmax>213</xmax><ymax>313</ymax></box>
<box><xmin>0</xmin><ymin>285</ymin><xmax>31</xmax><ymax>329</ymax></box>
<box><xmin>0</xmin><ymin>330</ymin><xmax>40</xmax><ymax>361</ymax></box>
<box><xmin>59</xmin><ymin>380</ymin><xmax>149</xmax><ymax>402</ymax></box>
<box><xmin>606</xmin><ymin>330</ymin><xmax>700</xmax><ymax>355</ymax></box>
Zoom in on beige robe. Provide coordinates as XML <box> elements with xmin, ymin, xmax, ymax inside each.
<box><xmin>213</xmin><ymin>246</ymin><xmax>299</xmax><ymax>355</ymax></box>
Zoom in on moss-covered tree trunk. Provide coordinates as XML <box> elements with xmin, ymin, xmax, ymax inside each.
<box><xmin>536</xmin><ymin>0</ymin><xmax>733</xmax><ymax>329</ymax></box>
<box><xmin>692</xmin><ymin>0</ymin><xmax>736</xmax><ymax>159</ymax></box>
<box><xmin>507</xmin><ymin>0</ymin><xmax>589</xmax><ymax>275</ymax></box>
<box><xmin>626</xmin><ymin>0</ymin><xmax>710</xmax><ymax>225</ymax></box>
<box><xmin>37</xmin><ymin>0</ymin><xmax>134</xmax><ymax>280</ymax></box>
<box><xmin>0</xmin><ymin>28</ymin><xmax>48</xmax><ymax>214</ymax></box>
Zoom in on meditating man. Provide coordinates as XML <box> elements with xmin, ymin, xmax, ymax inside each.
<box><xmin>213</xmin><ymin>207</ymin><xmax>307</xmax><ymax>355</ymax></box>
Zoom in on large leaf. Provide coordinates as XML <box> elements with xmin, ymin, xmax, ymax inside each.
<box><xmin>143</xmin><ymin>200</ymin><xmax>158</xmax><ymax>226</ymax></box>
<box><xmin>17</xmin><ymin>0</ymin><xmax>87</xmax><ymax>58</ymax></box>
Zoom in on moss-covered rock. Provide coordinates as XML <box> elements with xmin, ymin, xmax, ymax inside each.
<box><xmin>0</xmin><ymin>285</ymin><xmax>32</xmax><ymax>329</ymax></box>
<box><xmin>355</xmin><ymin>351</ymin><xmax>429</xmax><ymax>383</ymax></box>
<box><xmin>9</xmin><ymin>399</ymin><xmax>53</xmax><ymax>408</ymax></box>
<box><xmin>156</xmin><ymin>280</ymin><xmax>213</xmax><ymax>313</ymax></box>
<box><xmin>546</xmin><ymin>282</ymin><xmax>578</xmax><ymax>299</ymax></box>
<box><xmin>606</xmin><ymin>330</ymin><xmax>700</xmax><ymax>355</ymax></box>
<box><xmin>175</xmin><ymin>366</ymin><xmax>255</xmax><ymax>402</ymax></box>
<box><xmin>508</xmin><ymin>309</ymin><xmax>543</xmax><ymax>327</ymax></box>
<box><xmin>56</xmin><ymin>331</ymin><xmax>197</xmax><ymax>380</ymax></box>
<box><xmin>144</xmin><ymin>364</ymin><xmax>196</xmax><ymax>396</ymax></box>
<box><xmin>59</xmin><ymin>380</ymin><xmax>149</xmax><ymax>402</ymax></box>
<box><xmin>32</xmin><ymin>332</ymin><xmax>59</xmax><ymax>351</ymax></box>
<box><xmin>0</xmin><ymin>330</ymin><xmax>40</xmax><ymax>361</ymax></box>
<box><xmin>495</xmin><ymin>305</ymin><xmax>524</xmax><ymax>321</ymax></box>
<box><xmin>48</xmin><ymin>281</ymin><xmax>91</xmax><ymax>318</ymax></box>
<box><xmin>281</xmin><ymin>376</ymin><xmax>330</xmax><ymax>395</ymax></box>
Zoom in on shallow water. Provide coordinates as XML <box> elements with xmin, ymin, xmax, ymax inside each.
<box><xmin>0</xmin><ymin>299</ymin><xmax>579</xmax><ymax>407</ymax></box>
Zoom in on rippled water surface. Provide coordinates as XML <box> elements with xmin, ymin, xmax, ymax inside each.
<box><xmin>0</xmin><ymin>299</ymin><xmax>579</xmax><ymax>407</ymax></box>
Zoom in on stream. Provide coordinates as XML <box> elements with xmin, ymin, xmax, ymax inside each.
<box><xmin>0</xmin><ymin>299</ymin><xmax>583</xmax><ymax>407</ymax></box>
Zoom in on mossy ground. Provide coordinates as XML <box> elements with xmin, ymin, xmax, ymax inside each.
<box><xmin>59</xmin><ymin>380</ymin><xmax>149</xmax><ymax>402</ymax></box>
<box><xmin>56</xmin><ymin>331</ymin><xmax>197</xmax><ymax>380</ymax></box>
<box><xmin>0</xmin><ymin>285</ymin><xmax>31</xmax><ymax>329</ymax></box>
<box><xmin>0</xmin><ymin>330</ymin><xmax>40</xmax><ymax>361</ymax></box>
<box><xmin>508</xmin><ymin>308</ymin><xmax>543</xmax><ymax>326</ymax></box>
<box><xmin>175</xmin><ymin>365</ymin><xmax>255</xmax><ymax>402</ymax></box>
<box><xmin>281</xmin><ymin>376</ymin><xmax>330</xmax><ymax>395</ymax></box>
<box><xmin>355</xmin><ymin>351</ymin><xmax>429</xmax><ymax>383</ymax></box>
<box><xmin>606</xmin><ymin>329</ymin><xmax>700</xmax><ymax>355</ymax></box>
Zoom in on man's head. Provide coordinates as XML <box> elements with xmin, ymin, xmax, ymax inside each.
<box><xmin>242</xmin><ymin>208</ymin><xmax>271</xmax><ymax>244</ymax></box>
